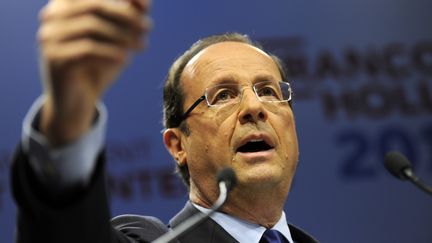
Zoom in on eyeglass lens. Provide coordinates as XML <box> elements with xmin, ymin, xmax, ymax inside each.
<box><xmin>205</xmin><ymin>81</ymin><xmax>291</xmax><ymax>106</ymax></box>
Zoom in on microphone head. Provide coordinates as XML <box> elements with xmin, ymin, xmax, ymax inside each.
<box><xmin>384</xmin><ymin>151</ymin><xmax>412</xmax><ymax>180</ymax></box>
<box><xmin>217</xmin><ymin>167</ymin><xmax>237</xmax><ymax>191</ymax></box>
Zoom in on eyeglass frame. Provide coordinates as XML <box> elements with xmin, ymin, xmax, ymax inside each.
<box><xmin>178</xmin><ymin>80</ymin><xmax>292</xmax><ymax>123</ymax></box>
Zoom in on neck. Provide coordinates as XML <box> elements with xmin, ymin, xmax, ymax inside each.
<box><xmin>190</xmin><ymin>182</ymin><xmax>289</xmax><ymax>228</ymax></box>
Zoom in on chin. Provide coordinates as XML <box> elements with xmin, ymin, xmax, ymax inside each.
<box><xmin>237</xmin><ymin>165</ymin><xmax>288</xmax><ymax>187</ymax></box>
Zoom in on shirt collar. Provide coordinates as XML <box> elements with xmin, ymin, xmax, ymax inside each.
<box><xmin>193</xmin><ymin>203</ymin><xmax>293</xmax><ymax>243</ymax></box>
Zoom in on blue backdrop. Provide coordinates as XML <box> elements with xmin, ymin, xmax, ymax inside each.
<box><xmin>1</xmin><ymin>0</ymin><xmax>431</xmax><ymax>242</ymax></box>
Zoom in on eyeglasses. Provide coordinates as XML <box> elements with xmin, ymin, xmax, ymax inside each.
<box><xmin>179</xmin><ymin>81</ymin><xmax>292</xmax><ymax>123</ymax></box>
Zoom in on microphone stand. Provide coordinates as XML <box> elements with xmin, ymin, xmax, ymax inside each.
<box><xmin>403</xmin><ymin>168</ymin><xmax>432</xmax><ymax>196</ymax></box>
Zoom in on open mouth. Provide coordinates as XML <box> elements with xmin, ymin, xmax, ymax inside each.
<box><xmin>236</xmin><ymin>140</ymin><xmax>274</xmax><ymax>153</ymax></box>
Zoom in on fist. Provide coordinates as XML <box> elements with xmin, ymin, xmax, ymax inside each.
<box><xmin>37</xmin><ymin>0</ymin><xmax>152</xmax><ymax>145</ymax></box>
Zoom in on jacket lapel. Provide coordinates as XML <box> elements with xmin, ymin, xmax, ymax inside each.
<box><xmin>288</xmin><ymin>223</ymin><xmax>319</xmax><ymax>243</ymax></box>
<box><xmin>169</xmin><ymin>201</ymin><xmax>238</xmax><ymax>243</ymax></box>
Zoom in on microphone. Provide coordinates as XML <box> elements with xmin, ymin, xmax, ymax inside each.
<box><xmin>217</xmin><ymin>167</ymin><xmax>237</xmax><ymax>191</ymax></box>
<box><xmin>152</xmin><ymin>167</ymin><xmax>237</xmax><ymax>243</ymax></box>
<box><xmin>384</xmin><ymin>151</ymin><xmax>432</xmax><ymax>196</ymax></box>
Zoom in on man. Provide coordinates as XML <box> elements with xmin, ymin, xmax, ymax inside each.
<box><xmin>11</xmin><ymin>0</ymin><xmax>318</xmax><ymax>242</ymax></box>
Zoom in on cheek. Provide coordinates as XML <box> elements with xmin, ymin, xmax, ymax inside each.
<box><xmin>188</xmin><ymin>109</ymin><xmax>237</xmax><ymax>155</ymax></box>
<box><xmin>213</xmin><ymin>104</ymin><xmax>239</xmax><ymax>126</ymax></box>
<box><xmin>197</xmin><ymin>106</ymin><xmax>238</xmax><ymax>143</ymax></box>
<box><xmin>186</xmin><ymin>113</ymin><xmax>237</xmax><ymax>181</ymax></box>
<box><xmin>271</xmin><ymin>111</ymin><xmax>299</xmax><ymax>158</ymax></box>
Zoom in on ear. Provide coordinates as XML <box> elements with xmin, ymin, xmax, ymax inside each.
<box><xmin>163</xmin><ymin>128</ymin><xmax>187</xmax><ymax>167</ymax></box>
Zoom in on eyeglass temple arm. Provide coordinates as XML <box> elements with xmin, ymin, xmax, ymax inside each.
<box><xmin>180</xmin><ymin>95</ymin><xmax>206</xmax><ymax>122</ymax></box>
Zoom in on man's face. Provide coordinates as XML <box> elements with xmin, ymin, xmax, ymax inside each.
<box><xmin>180</xmin><ymin>42</ymin><xmax>298</xmax><ymax>200</ymax></box>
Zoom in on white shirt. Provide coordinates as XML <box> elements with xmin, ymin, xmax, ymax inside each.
<box><xmin>194</xmin><ymin>203</ymin><xmax>293</xmax><ymax>243</ymax></box>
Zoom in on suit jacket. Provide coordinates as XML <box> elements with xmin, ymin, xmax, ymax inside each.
<box><xmin>11</xmin><ymin>145</ymin><xmax>318</xmax><ymax>243</ymax></box>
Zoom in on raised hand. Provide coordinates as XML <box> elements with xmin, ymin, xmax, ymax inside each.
<box><xmin>37</xmin><ymin>0</ymin><xmax>152</xmax><ymax>146</ymax></box>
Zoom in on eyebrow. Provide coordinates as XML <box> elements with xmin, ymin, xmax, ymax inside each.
<box><xmin>209</xmin><ymin>74</ymin><xmax>238</xmax><ymax>86</ymax></box>
<box><xmin>252</xmin><ymin>74</ymin><xmax>277</xmax><ymax>83</ymax></box>
<box><xmin>210</xmin><ymin>73</ymin><xmax>277</xmax><ymax>86</ymax></box>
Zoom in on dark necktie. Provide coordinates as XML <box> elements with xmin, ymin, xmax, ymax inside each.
<box><xmin>259</xmin><ymin>229</ymin><xmax>289</xmax><ymax>243</ymax></box>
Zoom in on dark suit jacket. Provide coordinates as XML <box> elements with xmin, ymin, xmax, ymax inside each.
<box><xmin>11</xmin><ymin>145</ymin><xmax>318</xmax><ymax>243</ymax></box>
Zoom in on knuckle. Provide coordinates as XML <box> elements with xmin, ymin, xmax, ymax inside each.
<box><xmin>36</xmin><ymin>28</ymin><xmax>47</xmax><ymax>43</ymax></box>
<box><xmin>38</xmin><ymin>6</ymin><xmax>48</xmax><ymax>21</ymax></box>
<box><xmin>38</xmin><ymin>2</ymin><xmax>55</xmax><ymax>21</ymax></box>
<box><xmin>37</xmin><ymin>22</ymin><xmax>57</xmax><ymax>43</ymax></box>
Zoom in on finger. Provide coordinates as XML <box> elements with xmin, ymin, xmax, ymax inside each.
<box><xmin>43</xmin><ymin>38</ymin><xmax>128</xmax><ymax>64</ymax></box>
<box><xmin>39</xmin><ymin>14</ymin><xmax>145</xmax><ymax>49</ymax></box>
<box><xmin>41</xmin><ymin>0</ymin><xmax>146</xmax><ymax>31</ymax></box>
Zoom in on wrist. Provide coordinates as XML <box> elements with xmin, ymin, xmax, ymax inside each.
<box><xmin>40</xmin><ymin>95</ymin><xmax>97</xmax><ymax>147</ymax></box>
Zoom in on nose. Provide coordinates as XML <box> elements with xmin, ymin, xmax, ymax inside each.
<box><xmin>238</xmin><ymin>88</ymin><xmax>268</xmax><ymax>124</ymax></box>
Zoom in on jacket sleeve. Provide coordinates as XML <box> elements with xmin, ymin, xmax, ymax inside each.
<box><xmin>11</xmin><ymin>145</ymin><xmax>127</xmax><ymax>243</ymax></box>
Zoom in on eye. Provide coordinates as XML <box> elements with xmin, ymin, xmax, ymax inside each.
<box><xmin>210</xmin><ymin>88</ymin><xmax>238</xmax><ymax>105</ymax></box>
<box><xmin>256</xmin><ymin>85</ymin><xmax>281</xmax><ymax>101</ymax></box>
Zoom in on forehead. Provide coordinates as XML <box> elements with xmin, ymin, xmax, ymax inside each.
<box><xmin>181</xmin><ymin>42</ymin><xmax>282</xmax><ymax>87</ymax></box>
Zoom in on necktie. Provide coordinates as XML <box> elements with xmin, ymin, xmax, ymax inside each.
<box><xmin>259</xmin><ymin>229</ymin><xmax>289</xmax><ymax>243</ymax></box>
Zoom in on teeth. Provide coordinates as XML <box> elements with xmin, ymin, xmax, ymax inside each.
<box><xmin>250</xmin><ymin>139</ymin><xmax>263</xmax><ymax>142</ymax></box>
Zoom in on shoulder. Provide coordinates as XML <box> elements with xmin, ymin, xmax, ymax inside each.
<box><xmin>112</xmin><ymin>214</ymin><xmax>168</xmax><ymax>242</ymax></box>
